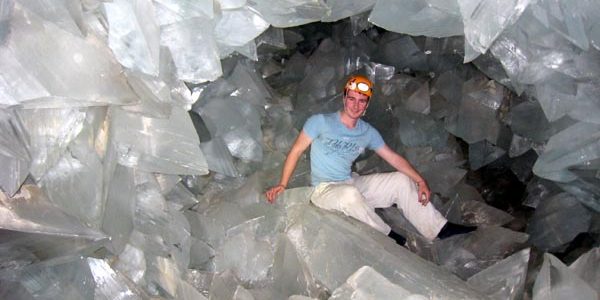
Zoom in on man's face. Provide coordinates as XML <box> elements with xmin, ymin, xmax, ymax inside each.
<box><xmin>343</xmin><ymin>89</ymin><xmax>370</xmax><ymax>119</ymax></box>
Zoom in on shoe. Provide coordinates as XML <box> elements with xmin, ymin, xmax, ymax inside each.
<box><xmin>437</xmin><ymin>222</ymin><xmax>477</xmax><ymax>239</ymax></box>
<box><xmin>387</xmin><ymin>230</ymin><xmax>407</xmax><ymax>246</ymax></box>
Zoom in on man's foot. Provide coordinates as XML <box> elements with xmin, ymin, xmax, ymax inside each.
<box><xmin>437</xmin><ymin>222</ymin><xmax>477</xmax><ymax>239</ymax></box>
<box><xmin>388</xmin><ymin>230</ymin><xmax>407</xmax><ymax>246</ymax></box>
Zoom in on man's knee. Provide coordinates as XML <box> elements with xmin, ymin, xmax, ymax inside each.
<box><xmin>387</xmin><ymin>172</ymin><xmax>415</xmax><ymax>193</ymax></box>
<box><xmin>336</xmin><ymin>186</ymin><xmax>366</xmax><ymax>210</ymax></box>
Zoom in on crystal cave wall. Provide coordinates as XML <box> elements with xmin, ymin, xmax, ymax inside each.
<box><xmin>0</xmin><ymin>0</ymin><xmax>599</xmax><ymax>299</ymax></box>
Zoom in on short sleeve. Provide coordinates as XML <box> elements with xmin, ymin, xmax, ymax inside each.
<box><xmin>368</xmin><ymin>127</ymin><xmax>385</xmax><ymax>150</ymax></box>
<box><xmin>302</xmin><ymin>114</ymin><xmax>322</xmax><ymax>139</ymax></box>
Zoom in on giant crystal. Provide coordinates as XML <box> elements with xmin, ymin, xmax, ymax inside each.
<box><xmin>533</xmin><ymin>253</ymin><xmax>598</xmax><ymax>300</ymax></box>
<box><xmin>194</xmin><ymin>96</ymin><xmax>263</xmax><ymax>162</ymax></box>
<box><xmin>458</xmin><ymin>0</ymin><xmax>533</xmax><ymax>62</ymax></box>
<box><xmin>533</xmin><ymin>121</ymin><xmax>600</xmax><ymax>183</ymax></box>
<box><xmin>104</xmin><ymin>0</ymin><xmax>161</xmax><ymax>76</ymax></box>
<box><xmin>0</xmin><ymin>3</ymin><xmax>137</xmax><ymax>108</ymax></box>
<box><xmin>568</xmin><ymin>247</ymin><xmax>600</xmax><ymax>295</ymax></box>
<box><xmin>329</xmin><ymin>266</ymin><xmax>427</xmax><ymax>299</ymax></box>
<box><xmin>369</xmin><ymin>0</ymin><xmax>463</xmax><ymax>38</ymax></box>
<box><xmin>466</xmin><ymin>248</ymin><xmax>530</xmax><ymax>300</ymax></box>
<box><xmin>434</xmin><ymin>226</ymin><xmax>529</xmax><ymax>279</ymax></box>
<box><xmin>110</xmin><ymin>107</ymin><xmax>209</xmax><ymax>175</ymax></box>
<box><xmin>160</xmin><ymin>16</ymin><xmax>222</xmax><ymax>83</ymax></box>
<box><xmin>0</xmin><ymin>185</ymin><xmax>107</xmax><ymax>260</ymax></box>
<box><xmin>284</xmin><ymin>191</ymin><xmax>487</xmax><ymax>298</ymax></box>
<box><xmin>1</xmin><ymin>0</ymin><xmax>600</xmax><ymax>298</ymax></box>
<box><xmin>526</xmin><ymin>192</ymin><xmax>592</xmax><ymax>251</ymax></box>
<box><xmin>0</xmin><ymin>108</ymin><xmax>30</xmax><ymax>196</ymax></box>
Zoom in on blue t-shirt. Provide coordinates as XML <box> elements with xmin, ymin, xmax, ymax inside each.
<box><xmin>303</xmin><ymin>112</ymin><xmax>385</xmax><ymax>185</ymax></box>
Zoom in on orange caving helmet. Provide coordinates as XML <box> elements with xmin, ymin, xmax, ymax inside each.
<box><xmin>344</xmin><ymin>74</ymin><xmax>373</xmax><ymax>98</ymax></box>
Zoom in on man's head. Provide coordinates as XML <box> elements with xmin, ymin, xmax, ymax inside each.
<box><xmin>343</xmin><ymin>75</ymin><xmax>373</xmax><ymax>118</ymax></box>
<box><xmin>344</xmin><ymin>74</ymin><xmax>373</xmax><ymax>98</ymax></box>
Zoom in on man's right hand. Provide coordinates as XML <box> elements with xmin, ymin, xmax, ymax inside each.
<box><xmin>265</xmin><ymin>185</ymin><xmax>286</xmax><ymax>203</ymax></box>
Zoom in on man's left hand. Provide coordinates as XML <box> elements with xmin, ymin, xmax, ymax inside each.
<box><xmin>416</xmin><ymin>180</ymin><xmax>431</xmax><ymax>206</ymax></box>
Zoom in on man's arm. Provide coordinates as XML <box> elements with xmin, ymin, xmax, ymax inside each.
<box><xmin>375</xmin><ymin>145</ymin><xmax>431</xmax><ymax>205</ymax></box>
<box><xmin>265</xmin><ymin>130</ymin><xmax>312</xmax><ymax>203</ymax></box>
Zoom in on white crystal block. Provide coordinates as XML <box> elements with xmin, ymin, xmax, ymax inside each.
<box><xmin>369</xmin><ymin>0</ymin><xmax>463</xmax><ymax>38</ymax></box>
<box><xmin>102</xmin><ymin>165</ymin><xmax>136</xmax><ymax>255</ymax></box>
<box><xmin>18</xmin><ymin>0</ymin><xmax>83</xmax><ymax>36</ymax></box>
<box><xmin>435</xmin><ymin>226</ymin><xmax>529</xmax><ymax>279</ymax></box>
<box><xmin>458</xmin><ymin>0</ymin><xmax>533</xmax><ymax>62</ymax></box>
<box><xmin>248</xmin><ymin>0</ymin><xmax>327</xmax><ymax>27</ymax></box>
<box><xmin>0</xmin><ymin>4</ymin><xmax>136</xmax><ymax>108</ymax></box>
<box><xmin>153</xmin><ymin>0</ymin><xmax>214</xmax><ymax>25</ymax></box>
<box><xmin>533</xmin><ymin>253</ymin><xmax>598</xmax><ymax>300</ymax></box>
<box><xmin>0</xmin><ymin>109</ymin><xmax>30</xmax><ymax>196</ymax></box>
<box><xmin>329</xmin><ymin>266</ymin><xmax>427</xmax><ymax>299</ymax></box>
<box><xmin>40</xmin><ymin>148</ymin><xmax>103</xmax><ymax>227</ymax></box>
<box><xmin>214</xmin><ymin>7</ymin><xmax>270</xmax><ymax>47</ymax></box>
<box><xmin>467</xmin><ymin>248</ymin><xmax>530</xmax><ymax>300</ymax></box>
<box><xmin>214</xmin><ymin>218</ymin><xmax>274</xmax><ymax>285</ymax></box>
<box><xmin>533</xmin><ymin>121</ymin><xmax>600</xmax><ymax>182</ymax></box>
<box><xmin>18</xmin><ymin>107</ymin><xmax>87</xmax><ymax>180</ymax></box>
<box><xmin>0</xmin><ymin>185</ymin><xmax>107</xmax><ymax>258</ymax></box>
<box><xmin>201</xmin><ymin>137</ymin><xmax>239</xmax><ymax>177</ymax></box>
<box><xmin>88</xmin><ymin>258</ymin><xmax>143</xmax><ymax>300</ymax></box>
<box><xmin>526</xmin><ymin>192</ymin><xmax>592</xmax><ymax>251</ymax></box>
<box><xmin>321</xmin><ymin>0</ymin><xmax>375</xmax><ymax>22</ymax></box>
<box><xmin>286</xmin><ymin>194</ymin><xmax>486</xmax><ymax>298</ymax></box>
<box><xmin>197</xmin><ymin>97</ymin><xmax>263</xmax><ymax>162</ymax></box>
<box><xmin>104</xmin><ymin>0</ymin><xmax>160</xmax><ymax>76</ymax></box>
<box><xmin>442</xmin><ymin>184</ymin><xmax>514</xmax><ymax>226</ymax></box>
<box><xmin>111</xmin><ymin>107</ymin><xmax>209</xmax><ymax>175</ymax></box>
<box><xmin>160</xmin><ymin>17</ymin><xmax>222</xmax><ymax>83</ymax></box>
<box><xmin>569</xmin><ymin>247</ymin><xmax>600</xmax><ymax>294</ymax></box>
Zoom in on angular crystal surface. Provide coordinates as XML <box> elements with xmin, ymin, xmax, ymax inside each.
<box><xmin>111</xmin><ymin>107</ymin><xmax>209</xmax><ymax>175</ymax></box>
<box><xmin>102</xmin><ymin>165</ymin><xmax>136</xmax><ymax>254</ymax></box>
<box><xmin>448</xmin><ymin>77</ymin><xmax>504</xmax><ymax>144</ymax></box>
<box><xmin>88</xmin><ymin>258</ymin><xmax>143</xmax><ymax>300</ymax></box>
<box><xmin>468</xmin><ymin>140</ymin><xmax>506</xmax><ymax>170</ymax></box>
<box><xmin>286</xmin><ymin>193</ymin><xmax>486</xmax><ymax>298</ymax></box>
<box><xmin>533</xmin><ymin>122</ymin><xmax>600</xmax><ymax>182</ymax></box>
<box><xmin>369</xmin><ymin>0</ymin><xmax>463</xmax><ymax>38</ymax></box>
<box><xmin>195</xmin><ymin>97</ymin><xmax>263</xmax><ymax>162</ymax></box>
<box><xmin>467</xmin><ymin>248</ymin><xmax>530</xmax><ymax>300</ymax></box>
<box><xmin>214</xmin><ymin>7</ymin><xmax>270</xmax><ymax>47</ymax></box>
<box><xmin>532</xmin><ymin>253</ymin><xmax>598</xmax><ymax>300</ymax></box>
<box><xmin>527</xmin><ymin>192</ymin><xmax>592</xmax><ymax>251</ymax></box>
<box><xmin>441</xmin><ymin>184</ymin><xmax>514</xmax><ymax>226</ymax></box>
<box><xmin>104</xmin><ymin>0</ymin><xmax>160</xmax><ymax>76</ymax></box>
<box><xmin>568</xmin><ymin>247</ymin><xmax>600</xmax><ymax>294</ymax></box>
<box><xmin>0</xmin><ymin>185</ymin><xmax>107</xmax><ymax>259</ymax></box>
<box><xmin>322</xmin><ymin>0</ymin><xmax>375</xmax><ymax>22</ymax></box>
<box><xmin>213</xmin><ymin>218</ymin><xmax>274</xmax><ymax>285</ymax></box>
<box><xmin>1</xmin><ymin>1</ymin><xmax>600</xmax><ymax>298</ymax></box>
<box><xmin>435</xmin><ymin>226</ymin><xmax>529</xmax><ymax>279</ymax></box>
<box><xmin>458</xmin><ymin>0</ymin><xmax>533</xmax><ymax>62</ymax></box>
<box><xmin>0</xmin><ymin>109</ymin><xmax>30</xmax><ymax>196</ymax></box>
<box><xmin>248</xmin><ymin>0</ymin><xmax>327</xmax><ymax>27</ymax></box>
<box><xmin>329</xmin><ymin>266</ymin><xmax>425</xmax><ymax>299</ymax></box>
<box><xmin>160</xmin><ymin>17</ymin><xmax>222</xmax><ymax>83</ymax></box>
<box><xmin>1</xmin><ymin>4</ymin><xmax>136</xmax><ymax>108</ymax></box>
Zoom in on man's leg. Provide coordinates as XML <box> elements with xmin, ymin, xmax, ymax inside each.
<box><xmin>352</xmin><ymin>172</ymin><xmax>447</xmax><ymax>241</ymax></box>
<box><xmin>311</xmin><ymin>182</ymin><xmax>391</xmax><ymax>234</ymax></box>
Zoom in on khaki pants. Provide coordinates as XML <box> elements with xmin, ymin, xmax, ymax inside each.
<box><xmin>310</xmin><ymin>172</ymin><xmax>447</xmax><ymax>241</ymax></box>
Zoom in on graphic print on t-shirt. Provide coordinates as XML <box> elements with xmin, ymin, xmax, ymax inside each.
<box><xmin>322</xmin><ymin>137</ymin><xmax>362</xmax><ymax>156</ymax></box>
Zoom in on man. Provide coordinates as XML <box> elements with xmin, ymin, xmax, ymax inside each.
<box><xmin>265</xmin><ymin>74</ymin><xmax>473</xmax><ymax>242</ymax></box>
